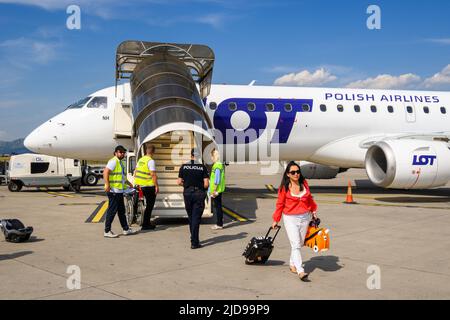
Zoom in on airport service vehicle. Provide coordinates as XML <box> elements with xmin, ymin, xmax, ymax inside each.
<box><xmin>0</xmin><ymin>157</ymin><xmax>8</xmax><ymax>185</ymax></box>
<box><xmin>81</xmin><ymin>165</ymin><xmax>104</xmax><ymax>186</ymax></box>
<box><xmin>7</xmin><ymin>153</ymin><xmax>82</xmax><ymax>192</ymax></box>
<box><xmin>23</xmin><ymin>41</ymin><xmax>450</xmax><ymax>214</ymax></box>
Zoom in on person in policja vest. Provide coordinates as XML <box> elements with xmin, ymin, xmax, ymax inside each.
<box><xmin>103</xmin><ymin>145</ymin><xmax>137</xmax><ymax>238</ymax></box>
<box><xmin>209</xmin><ymin>148</ymin><xmax>226</xmax><ymax>230</ymax></box>
<box><xmin>134</xmin><ymin>144</ymin><xmax>159</xmax><ymax>230</ymax></box>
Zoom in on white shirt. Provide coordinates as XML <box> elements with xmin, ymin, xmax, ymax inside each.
<box><xmin>148</xmin><ymin>159</ymin><xmax>156</xmax><ymax>172</ymax></box>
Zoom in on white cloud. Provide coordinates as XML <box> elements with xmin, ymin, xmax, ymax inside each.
<box><xmin>196</xmin><ymin>13</ymin><xmax>227</xmax><ymax>29</ymax></box>
<box><xmin>346</xmin><ymin>73</ymin><xmax>421</xmax><ymax>89</ymax></box>
<box><xmin>263</xmin><ymin>65</ymin><xmax>297</xmax><ymax>73</ymax></box>
<box><xmin>0</xmin><ymin>99</ymin><xmax>27</xmax><ymax>109</ymax></box>
<box><xmin>423</xmin><ymin>65</ymin><xmax>450</xmax><ymax>90</ymax></box>
<box><xmin>0</xmin><ymin>0</ymin><xmax>119</xmax><ymax>10</ymax></box>
<box><xmin>0</xmin><ymin>37</ymin><xmax>60</xmax><ymax>66</ymax></box>
<box><xmin>274</xmin><ymin>68</ymin><xmax>337</xmax><ymax>86</ymax></box>
<box><xmin>427</xmin><ymin>38</ymin><xmax>450</xmax><ymax>45</ymax></box>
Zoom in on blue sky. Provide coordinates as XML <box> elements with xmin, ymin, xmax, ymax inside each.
<box><xmin>0</xmin><ymin>0</ymin><xmax>449</xmax><ymax>140</ymax></box>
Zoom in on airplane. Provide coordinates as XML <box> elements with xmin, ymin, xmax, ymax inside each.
<box><xmin>23</xmin><ymin>41</ymin><xmax>450</xmax><ymax>196</ymax></box>
<box><xmin>24</xmin><ymin>82</ymin><xmax>450</xmax><ymax>189</ymax></box>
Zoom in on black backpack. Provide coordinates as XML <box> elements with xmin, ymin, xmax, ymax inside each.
<box><xmin>0</xmin><ymin>219</ymin><xmax>34</xmax><ymax>243</ymax></box>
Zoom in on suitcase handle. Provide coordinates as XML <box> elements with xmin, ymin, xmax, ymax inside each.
<box><xmin>265</xmin><ymin>225</ymin><xmax>281</xmax><ymax>243</ymax></box>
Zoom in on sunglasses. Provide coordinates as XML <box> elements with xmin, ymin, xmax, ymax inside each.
<box><xmin>289</xmin><ymin>170</ymin><xmax>301</xmax><ymax>175</ymax></box>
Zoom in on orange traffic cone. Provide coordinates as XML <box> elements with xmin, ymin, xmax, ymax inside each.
<box><xmin>343</xmin><ymin>180</ymin><xmax>357</xmax><ymax>204</ymax></box>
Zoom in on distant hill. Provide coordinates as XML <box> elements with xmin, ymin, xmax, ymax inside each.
<box><xmin>0</xmin><ymin>139</ymin><xmax>32</xmax><ymax>155</ymax></box>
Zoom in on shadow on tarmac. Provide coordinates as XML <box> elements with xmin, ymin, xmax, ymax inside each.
<box><xmin>201</xmin><ymin>232</ymin><xmax>249</xmax><ymax>247</ymax></box>
<box><xmin>304</xmin><ymin>255</ymin><xmax>343</xmax><ymax>274</ymax></box>
<box><xmin>0</xmin><ymin>250</ymin><xmax>33</xmax><ymax>261</ymax></box>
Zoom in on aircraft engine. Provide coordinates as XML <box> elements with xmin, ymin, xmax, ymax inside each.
<box><xmin>365</xmin><ymin>139</ymin><xmax>450</xmax><ymax>189</ymax></box>
<box><xmin>299</xmin><ymin>161</ymin><xmax>344</xmax><ymax>179</ymax></box>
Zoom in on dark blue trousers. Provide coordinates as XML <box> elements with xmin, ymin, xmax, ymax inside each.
<box><xmin>183</xmin><ymin>190</ymin><xmax>206</xmax><ymax>246</ymax></box>
<box><xmin>212</xmin><ymin>193</ymin><xmax>223</xmax><ymax>227</ymax></box>
<box><xmin>105</xmin><ymin>192</ymin><xmax>129</xmax><ymax>233</ymax></box>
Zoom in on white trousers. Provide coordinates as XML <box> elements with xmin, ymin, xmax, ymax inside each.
<box><xmin>282</xmin><ymin>213</ymin><xmax>312</xmax><ymax>274</ymax></box>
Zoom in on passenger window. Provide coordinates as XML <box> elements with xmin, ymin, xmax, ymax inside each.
<box><xmin>247</xmin><ymin>102</ymin><xmax>256</xmax><ymax>112</ymax></box>
<box><xmin>337</xmin><ymin>104</ymin><xmax>344</xmax><ymax>112</ymax></box>
<box><xmin>406</xmin><ymin>106</ymin><xmax>413</xmax><ymax>113</ymax></box>
<box><xmin>228</xmin><ymin>102</ymin><xmax>237</xmax><ymax>111</ymax></box>
<box><xmin>441</xmin><ymin>107</ymin><xmax>447</xmax><ymax>114</ymax></box>
<box><xmin>31</xmin><ymin>162</ymin><xmax>49</xmax><ymax>174</ymax></box>
<box><xmin>284</xmin><ymin>103</ymin><xmax>292</xmax><ymax>112</ymax></box>
<box><xmin>371</xmin><ymin>105</ymin><xmax>377</xmax><ymax>113</ymax></box>
<box><xmin>387</xmin><ymin>106</ymin><xmax>394</xmax><ymax>113</ymax></box>
<box><xmin>209</xmin><ymin>102</ymin><xmax>217</xmax><ymax>110</ymax></box>
<box><xmin>302</xmin><ymin>104</ymin><xmax>311</xmax><ymax>112</ymax></box>
<box><xmin>423</xmin><ymin>106</ymin><xmax>430</xmax><ymax>114</ymax></box>
<box><xmin>266</xmin><ymin>103</ymin><xmax>274</xmax><ymax>112</ymax></box>
<box><xmin>320</xmin><ymin>104</ymin><xmax>327</xmax><ymax>112</ymax></box>
<box><xmin>354</xmin><ymin>105</ymin><xmax>361</xmax><ymax>112</ymax></box>
<box><xmin>87</xmin><ymin>96</ymin><xmax>108</xmax><ymax>109</ymax></box>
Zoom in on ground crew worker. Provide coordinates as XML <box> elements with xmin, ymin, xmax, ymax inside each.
<box><xmin>209</xmin><ymin>148</ymin><xmax>226</xmax><ymax>230</ymax></box>
<box><xmin>103</xmin><ymin>145</ymin><xmax>137</xmax><ymax>238</ymax></box>
<box><xmin>134</xmin><ymin>144</ymin><xmax>158</xmax><ymax>230</ymax></box>
<box><xmin>177</xmin><ymin>148</ymin><xmax>209</xmax><ymax>249</ymax></box>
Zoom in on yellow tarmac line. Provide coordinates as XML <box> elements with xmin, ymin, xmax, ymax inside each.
<box><xmin>222</xmin><ymin>206</ymin><xmax>248</xmax><ymax>222</ymax></box>
<box><xmin>47</xmin><ymin>191</ymin><xmax>75</xmax><ymax>198</ymax></box>
<box><xmin>92</xmin><ymin>202</ymin><xmax>109</xmax><ymax>223</ymax></box>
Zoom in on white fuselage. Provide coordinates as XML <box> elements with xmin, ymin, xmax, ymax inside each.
<box><xmin>24</xmin><ymin>84</ymin><xmax>450</xmax><ymax>168</ymax></box>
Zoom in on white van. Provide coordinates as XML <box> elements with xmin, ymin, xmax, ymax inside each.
<box><xmin>7</xmin><ymin>153</ymin><xmax>82</xmax><ymax>192</ymax></box>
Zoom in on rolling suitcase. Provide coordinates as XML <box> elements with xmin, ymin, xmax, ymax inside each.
<box><xmin>243</xmin><ymin>226</ymin><xmax>281</xmax><ymax>264</ymax></box>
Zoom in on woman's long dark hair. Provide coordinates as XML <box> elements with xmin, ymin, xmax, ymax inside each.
<box><xmin>280</xmin><ymin>161</ymin><xmax>305</xmax><ymax>192</ymax></box>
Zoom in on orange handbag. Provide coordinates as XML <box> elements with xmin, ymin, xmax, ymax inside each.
<box><xmin>304</xmin><ymin>219</ymin><xmax>330</xmax><ymax>253</ymax></box>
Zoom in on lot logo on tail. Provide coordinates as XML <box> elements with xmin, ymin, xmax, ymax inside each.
<box><xmin>412</xmin><ymin>155</ymin><xmax>436</xmax><ymax>166</ymax></box>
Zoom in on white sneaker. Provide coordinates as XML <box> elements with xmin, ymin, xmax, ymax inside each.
<box><xmin>104</xmin><ymin>231</ymin><xmax>119</xmax><ymax>238</ymax></box>
<box><xmin>211</xmin><ymin>225</ymin><xmax>223</xmax><ymax>230</ymax></box>
<box><xmin>122</xmin><ymin>228</ymin><xmax>137</xmax><ymax>236</ymax></box>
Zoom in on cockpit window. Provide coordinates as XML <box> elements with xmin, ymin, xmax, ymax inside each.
<box><xmin>87</xmin><ymin>96</ymin><xmax>108</xmax><ymax>109</ymax></box>
<box><xmin>66</xmin><ymin>97</ymin><xmax>91</xmax><ymax>109</ymax></box>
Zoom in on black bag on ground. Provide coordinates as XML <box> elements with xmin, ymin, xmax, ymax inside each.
<box><xmin>242</xmin><ymin>226</ymin><xmax>281</xmax><ymax>264</ymax></box>
<box><xmin>0</xmin><ymin>219</ymin><xmax>33</xmax><ymax>243</ymax></box>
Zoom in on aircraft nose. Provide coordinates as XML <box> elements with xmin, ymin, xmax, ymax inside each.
<box><xmin>24</xmin><ymin>130</ymin><xmax>40</xmax><ymax>152</ymax></box>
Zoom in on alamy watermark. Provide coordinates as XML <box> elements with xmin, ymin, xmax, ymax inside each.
<box><xmin>66</xmin><ymin>5</ymin><xmax>81</xmax><ymax>30</ymax></box>
<box><xmin>164</xmin><ymin>121</ymin><xmax>282</xmax><ymax>175</ymax></box>
<box><xmin>367</xmin><ymin>5</ymin><xmax>381</xmax><ymax>30</ymax></box>
<box><xmin>66</xmin><ymin>265</ymin><xmax>81</xmax><ymax>290</ymax></box>
<box><xmin>366</xmin><ymin>265</ymin><xmax>381</xmax><ymax>290</ymax></box>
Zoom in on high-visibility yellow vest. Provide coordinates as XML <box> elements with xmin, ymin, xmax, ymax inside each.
<box><xmin>134</xmin><ymin>155</ymin><xmax>155</xmax><ymax>187</ymax></box>
<box><xmin>108</xmin><ymin>156</ymin><xmax>126</xmax><ymax>191</ymax></box>
<box><xmin>209</xmin><ymin>161</ymin><xmax>225</xmax><ymax>194</ymax></box>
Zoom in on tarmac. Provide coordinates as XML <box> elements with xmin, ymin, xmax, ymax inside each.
<box><xmin>1</xmin><ymin>164</ymin><xmax>450</xmax><ymax>300</ymax></box>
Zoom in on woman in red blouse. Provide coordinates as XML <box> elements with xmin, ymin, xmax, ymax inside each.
<box><xmin>272</xmin><ymin>161</ymin><xmax>318</xmax><ymax>281</ymax></box>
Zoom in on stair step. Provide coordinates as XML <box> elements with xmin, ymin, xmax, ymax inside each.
<box><xmin>156</xmin><ymin>172</ymin><xmax>179</xmax><ymax>179</ymax></box>
<box><xmin>157</xmin><ymin>185</ymin><xmax>184</xmax><ymax>193</ymax></box>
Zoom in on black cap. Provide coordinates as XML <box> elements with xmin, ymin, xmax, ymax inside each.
<box><xmin>115</xmin><ymin>145</ymin><xmax>127</xmax><ymax>153</ymax></box>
